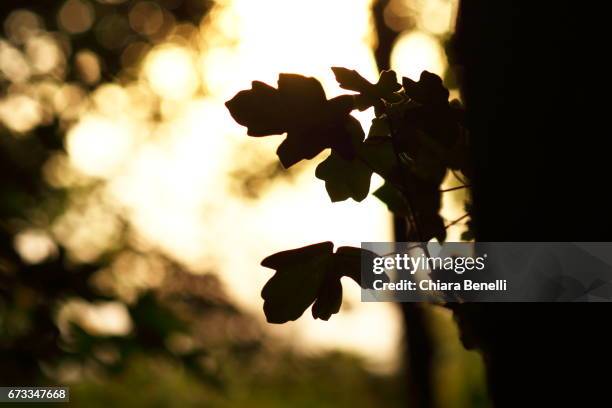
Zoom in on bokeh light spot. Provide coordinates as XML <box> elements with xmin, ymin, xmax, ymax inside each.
<box><xmin>58</xmin><ymin>0</ymin><xmax>95</xmax><ymax>34</ymax></box>
<box><xmin>390</xmin><ymin>30</ymin><xmax>445</xmax><ymax>80</ymax></box>
<box><xmin>144</xmin><ymin>45</ymin><xmax>199</xmax><ymax>100</ymax></box>
<box><xmin>67</xmin><ymin>114</ymin><xmax>136</xmax><ymax>178</ymax></box>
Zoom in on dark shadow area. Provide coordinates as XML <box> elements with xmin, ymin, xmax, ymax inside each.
<box><xmin>451</xmin><ymin>2</ymin><xmax>612</xmax><ymax>406</ymax></box>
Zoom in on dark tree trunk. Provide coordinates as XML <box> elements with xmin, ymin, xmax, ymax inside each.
<box><xmin>452</xmin><ymin>1</ymin><xmax>612</xmax><ymax>406</ymax></box>
<box><xmin>373</xmin><ymin>2</ymin><xmax>436</xmax><ymax>407</ymax></box>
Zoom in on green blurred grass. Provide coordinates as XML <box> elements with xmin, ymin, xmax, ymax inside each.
<box><xmin>68</xmin><ymin>353</ymin><xmax>404</xmax><ymax>408</ymax></box>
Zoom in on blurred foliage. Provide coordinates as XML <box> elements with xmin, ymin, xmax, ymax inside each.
<box><xmin>229</xmin><ymin>151</ymin><xmax>299</xmax><ymax>200</ymax></box>
<box><xmin>0</xmin><ymin>0</ymin><xmax>250</xmax><ymax>387</ymax></box>
<box><xmin>65</xmin><ymin>308</ymin><xmax>488</xmax><ymax>408</ymax></box>
<box><xmin>69</xmin><ymin>352</ymin><xmax>405</xmax><ymax>408</ymax></box>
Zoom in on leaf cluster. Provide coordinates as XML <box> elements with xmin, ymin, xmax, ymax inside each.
<box><xmin>226</xmin><ymin>67</ymin><xmax>471</xmax><ymax>323</ymax></box>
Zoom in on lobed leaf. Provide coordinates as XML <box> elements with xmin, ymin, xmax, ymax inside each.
<box><xmin>402</xmin><ymin>71</ymin><xmax>450</xmax><ymax>106</ymax></box>
<box><xmin>330</xmin><ymin>67</ymin><xmax>372</xmax><ymax>94</ymax></box>
<box><xmin>226</xmin><ymin>74</ymin><xmax>359</xmax><ymax>168</ymax></box>
<box><xmin>374</xmin><ymin>182</ymin><xmax>410</xmax><ymax>217</ymax></box>
<box><xmin>260</xmin><ymin>243</ymin><xmax>384</xmax><ymax>323</ymax></box>
<box><xmin>315</xmin><ymin>134</ymin><xmax>397</xmax><ymax>203</ymax></box>
<box><xmin>331</xmin><ymin>67</ymin><xmax>402</xmax><ymax>111</ymax></box>
<box><xmin>315</xmin><ymin>152</ymin><xmax>372</xmax><ymax>202</ymax></box>
<box><xmin>261</xmin><ymin>242</ymin><xmax>333</xmax><ymax>323</ymax></box>
<box><xmin>311</xmin><ymin>272</ymin><xmax>342</xmax><ymax>320</ymax></box>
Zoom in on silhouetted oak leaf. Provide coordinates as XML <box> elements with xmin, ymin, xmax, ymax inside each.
<box><xmin>260</xmin><ymin>242</ymin><xmax>333</xmax><ymax>323</ymax></box>
<box><xmin>311</xmin><ymin>246</ymin><xmax>387</xmax><ymax>319</ymax></box>
<box><xmin>390</xmin><ymin>73</ymin><xmax>463</xmax><ymax>178</ymax></box>
<box><xmin>315</xmin><ymin>118</ymin><xmax>371</xmax><ymax>202</ymax></box>
<box><xmin>315</xmin><ymin>133</ymin><xmax>396</xmax><ymax>203</ymax></box>
<box><xmin>311</xmin><ymin>271</ymin><xmax>342</xmax><ymax>320</ymax></box>
<box><xmin>402</xmin><ymin>71</ymin><xmax>449</xmax><ymax>106</ymax></box>
<box><xmin>368</xmin><ymin>116</ymin><xmax>391</xmax><ymax>139</ymax></box>
<box><xmin>378</xmin><ymin>70</ymin><xmax>403</xmax><ymax>95</ymax></box>
<box><xmin>460</xmin><ymin>229</ymin><xmax>474</xmax><ymax>241</ymax></box>
<box><xmin>224</xmin><ymin>81</ymin><xmax>285</xmax><ymax>136</ymax></box>
<box><xmin>359</xmin><ymin>137</ymin><xmax>396</xmax><ymax>180</ymax></box>
<box><xmin>315</xmin><ymin>151</ymin><xmax>372</xmax><ymax>202</ymax></box>
<box><xmin>226</xmin><ymin>74</ymin><xmax>359</xmax><ymax>168</ymax></box>
<box><xmin>374</xmin><ymin>182</ymin><xmax>410</xmax><ymax>217</ymax></box>
<box><xmin>404</xmin><ymin>174</ymin><xmax>446</xmax><ymax>242</ymax></box>
<box><xmin>375</xmin><ymin>175</ymin><xmax>446</xmax><ymax>242</ymax></box>
<box><xmin>332</xmin><ymin>246</ymin><xmax>386</xmax><ymax>290</ymax></box>
<box><xmin>414</xmin><ymin>211</ymin><xmax>446</xmax><ymax>242</ymax></box>
<box><xmin>412</xmin><ymin>134</ymin><xmax>448</xmax><ymax>184</ymax></box>
<box><xmin>391</xmin><ymin>110</ymin><xmax>460</xmax><ymax>182</ymax></box>
<box><xmin>260</xmin><ymin>243</ymin><xmax>384</xmax><ymax>323</ymax></box>
<box><xmin>332</xmin><ymin>67</ymin><xmax>401</xmax><ymax>110</ymax></box>
<box><xmin>331</xmin><ymin>67</ymin><xmax>372</xmax><ymax>94</ymax></box>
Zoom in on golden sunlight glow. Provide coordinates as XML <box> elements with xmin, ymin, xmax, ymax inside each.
<box><xmin>53</xmin><ymin>84</ymin><xmax>87</xmax><ymax>120</ymax></box>
<box><xmin>52</xmin><ymin>189</ymin><xmax>124</xmax><ymax>263</ymax></box>
<box><xmin>75</xmin><ymin>50</ymin><xmax>101</xmax><ymax>84</ymax></box>
<box><xmin>58</xmin><ymin>300</ymin><xmax>133</xmax><ymax>337</ymax></box>
<box><xmin>14</xmin><ymin>229</ymin><xmax>58</xmax><ymax>264</ymax></box>
<box><xmin>419</xmin><ymin>0</ymin><xmax>454</xmax><ymax>35</ymax></box>
<box><xmin>391</xmin><ymin>30</ymin><xmax>445</xmax><ymax>80</ymax></box>
<box><xmin>200</xmin><ymin>0</ymin><xmax>377</xmax><ymax>100</ymax></box>
<box><xmin>0</xmin><ymin>40</ymin><xmax>32</xmax><ymax>83</ymax></box>
<box><xmin>66</xmin><ymin>114</ymin><xmax>136</xmax><ymax>178</ymax></box>
<box><xmin>25</xmin><ymin>34</ymin><xmax>65</xmax><ymax>75</ymax></box>
<box><xmin>0</xmin><ymin>93</ymin><xmax>42</xmax><ymax>133</ymax></box>
<box><xmin>4</xmin><ymin>10</ymin><xmax>42</xmax><ymax>45</ymax></box>
<box><xmin>144</xmin><ymin>45</ymin><xmax>199</xmax><ymax>100</ymax></box>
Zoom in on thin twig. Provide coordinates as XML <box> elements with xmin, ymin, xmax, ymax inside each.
<box><xmin>440</xmin><ymin>184</ymin><xmax>471</xmax><ymax>193</ymax></box>
<box><xmin>445</xmin><ymin>213</ymin><xmax>469</xmax><ymax>229</ymax></box>
<box><xmin>451</xmin><ymin>169</ymin><xmax>468</xmax><ymax>185</ymax></box>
